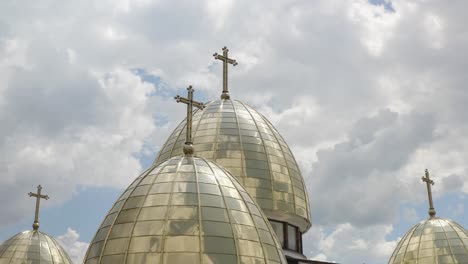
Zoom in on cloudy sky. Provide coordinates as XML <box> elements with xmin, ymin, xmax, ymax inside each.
<box><xmin>1</xmin><ymin>0</ymin><xmax>467</xmax><ymax>263</ymax></box>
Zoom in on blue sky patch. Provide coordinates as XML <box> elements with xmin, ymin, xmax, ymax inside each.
<box><xmin>387</xmin><ymin>193</ymin><xmax>468</xmax><ymax>241</ymax></box>
<box><xmin>368</xmin><ymin>0</ymin><xmax>395</xmax><ymax>12</ymax></box>
<box><xmin>0</xmin><ymin>186</ymin><xmax>123</xmax><ymax>242</ymax></box>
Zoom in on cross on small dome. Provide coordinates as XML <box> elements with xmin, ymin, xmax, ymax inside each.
<box><xmin>28</xmin><ymin>185</ymin><xmax>50</xmax><ymax>231</ymax></box>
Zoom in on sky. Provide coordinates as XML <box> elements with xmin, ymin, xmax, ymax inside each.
<box><xmin>0</xmin><ymin>0</ymin><xmax>467</xmax><ymax>263</ymax></box>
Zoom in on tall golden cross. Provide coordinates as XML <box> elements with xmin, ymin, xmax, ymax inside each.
<box><xmin>28</xmin><ymin>185</ymin><xmax>49</xmax><ymax>230</ymax></box>
<box><xmin>213</xmin><ymin>46</ymin><xmax>238</xmax><ymax>100</ymax></box>
<box><xmin>421</xmin><ymin>169</ymin><xmax>436</xmax><ymax>217</ymax></box>
<box><xmin>175</xmin><ymin>85</ymin><xmax>205</xmax><ymax>156</ymax></box>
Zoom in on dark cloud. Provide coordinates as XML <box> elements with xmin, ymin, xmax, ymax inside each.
<box><xmin>441</xmin><ymin>173</ymin><xmax>465</xmax><ymax>193</ymax></box>
<box><xmin>307</xmin><ymin>110</ymin><xmax>435</xmax><ymax>226</ymax></box>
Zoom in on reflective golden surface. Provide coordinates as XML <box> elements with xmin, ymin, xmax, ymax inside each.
<box><xmin>0</xmin><ymin>230</ymin><xmax>72</xmax><ymax>264</ymax></box>
<box><xmin>154</xmin><ymin>99</ymin><xmax>311</xmax><ymax>232</ymax></box>
<box><xmin>84</xmin><ymin>156</ymin><xmax>287</xmax><ymax>264</ymax></box>
<box><xmin>388</xmin><ymin>218</ymin><xmax>468</xmax><ymax>264</ymax></box>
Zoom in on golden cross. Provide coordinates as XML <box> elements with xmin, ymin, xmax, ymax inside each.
<box><xmin>28</xmin><ymin>185</ymin><xmax>49</xmax><ymax>230</ymax></box>
<box><xmin>421</xmin><ymin>169</ymin><xmax>436</xmax><ymax>217</ymax></box>
<box><xmin>175</xmin><ymin>85</ymin><xmax>205</xmax><ymax>155</ymax></box>
<box><xmin>213</xmin><ymin>46</ymin><xmax>238</xmax><ymax>100</ymax></box>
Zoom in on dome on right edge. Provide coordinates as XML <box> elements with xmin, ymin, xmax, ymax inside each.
<box><xmin>388</xmin><ymin>217</ymin><xmax>468</xmax><ymax>264</ymax></box>
<box><xmin>388</xmin><ymin>169</ymin><xmax>468</xmax><ymax>264</ymax></box>
<box><xmin>154</xmin><ymin>99</ymin><xmax>311</xmax><ymax>234</ymax></box>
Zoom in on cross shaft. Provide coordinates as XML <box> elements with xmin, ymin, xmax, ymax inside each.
<box><xmin>421</xmin><ymin>169</ymin><xmax>436</xmax><ymax>217</ymax></box>
<box><xmin>28</xmin><ymin>185</ymin><xmax>49</xmax><ymax>230</ymax></box>
<box><xmin>175</xmin><ymin>86</ymin><xmax>205</xmax><ymax>155</ymax></box>
<box><xmin>213</xmin><ymin>46</ymin><xmax>237</xmax><ymax>100</ymax></box>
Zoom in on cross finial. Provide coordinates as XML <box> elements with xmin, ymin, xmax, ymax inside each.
<box><xmin>421</xmin><ymin>169</ymin><xmax>436</xmax><ymax>218</ymax></box>
<box><xmin>213</xmin><ymin>46</ymin><xmax>238</xmax><ymax>100</ymax></box>
<box><xmin>174</xmin><ymin>85</ymin><xmax>205</xmax><ymax>156</ymax></box>
<box><xmin>28</xmin><ymin>185</ymin><xmax>50</xmax><ymax>231</ymax></box>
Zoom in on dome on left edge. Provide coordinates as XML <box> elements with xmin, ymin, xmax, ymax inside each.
<box><xmin>0</xmin><ymin>230</ymin><xmax>73</xmax><ymax>264</ymax></box>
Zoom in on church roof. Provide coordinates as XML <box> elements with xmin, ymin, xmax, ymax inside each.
<box><xmin>0</xmin><ymin>230</ymin><xmax>72</xmax><ymax>264</ymax></box>
<box><xmin>84</xmin><ymin>155</ymin><xmax>287</xmax><ymax>264</ymax></box>
<box><xmin>154</xmin><ymin>99</ymin><xmax>311</xmax><ymax>232</ymax></box>
<box><xmin>388</xmin><ymin>217</ymin><xmax>468</xmax><ymax>264</ymax></box>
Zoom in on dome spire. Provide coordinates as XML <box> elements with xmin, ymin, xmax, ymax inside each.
<box><xmin>421</xmin><ymin>169</ymin><xmax>436</xmax><ymax>218</ymax></box>
<box><xmin>213</xmin><ymin>46</ymin><xmax>238</xmax><ymax>100</ymax></box>
<box><xmin>28</xmin><ymin>185</ymin><xmax>49</xmax><ymax>231</ymax></box>
<box><xmin>174</xmin><ymin>85</ymin><xmax>205</xmax><ymax>156</ymax></box>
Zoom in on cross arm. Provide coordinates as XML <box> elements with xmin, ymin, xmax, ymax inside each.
<box><xmin>213</xmin><ymin>53</ymin><xmax>223</xmax><ymax>60</ymax></box>
<box><xmin>28</xmin><ymin>192</ymin><xmax>50</xmax><ymax>199</ymax></box>
<box><xmin>226</xmin><ymin>58</ymin><xmax>238</xmax><ymax>66</ymax></box>
<box><xmin>422</xmin><ymin>177</ymin><xmax>434</xmax><ymax>185</ymax></box>
<box><xmin>174</xmin><ymin>95</ymin><xmax>204</xmax><ymax>109</ymax></box>
<box><xmin>175</xmin><ymin>96</ymin><xmax>190</xmax><ymax>104</ymax></box>
<box><xmin>213</xmin><ymin>54</ymin><xmax>238</xmax><ymax>66</ymax></box>
<box><xmin>192</xmin><ymin>102</ymin><xmax>205</xmax><ymax>110</ymax></box>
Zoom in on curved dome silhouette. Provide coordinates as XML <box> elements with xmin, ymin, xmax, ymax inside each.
<box><xmin>0</xmin><ymin>230</ymin><xmax>72</xmax><ymax>264</ymax></box>
<box><xmin>84</xmin><ymin>155</ymin><xmax>287</xmax><ymax>264</ymax></box>
<box><xmin>154</xmin><ymin>99</ymin><xmax>311</xmax><ymax>232</ymax></box>
<box><xmin>388</xmin><ymin>217</ymin><xmax>468</xmax><ymax>264</ymax></box>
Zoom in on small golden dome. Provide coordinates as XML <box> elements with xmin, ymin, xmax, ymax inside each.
<box><xmin>155</xmin><ymin>99</ymin><xmax>311</xmax><ymax>232</ymax></box>
<box><xmin>0</xmin><ymin>230</ymin><xmax>72</xmax><ymax>264</ymax></box>
<box><xmin>84</xmin><ymin>155</ymin><xmax>287</xmax><ymax>264</ymax></box>
<box><xmin>388</xmin><ymin>217</ymin><xmax>468</xmax><ymax>264</ymax></box>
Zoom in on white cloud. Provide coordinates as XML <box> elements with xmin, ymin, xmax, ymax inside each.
<box><xmin>304</xmin><ymin>223</ymin><xmax>399</xmax><ymax>263</ymax></box>
<box><xmin>348</xmin><ymin>0</ymin><xmax>401</xmax><ymax>56</ymax></box>
<box><xmin>56</xmin><ymin>228</ymin><xmax>89</xmax><ymax>264</ymax></box>
<box><xmin>310</xmin><ymin>253</ymin><xmax>330</xmax><ymax>262</ymax></box>
<box><xmin>205</xmin><ymin>0</ymin><xmax>234</xmax><ymax>31</ymax></box>
<box><xmin>0</xmin><ymin>63</ymin><xmax>158</xmax><ymax>225</ymax></box>
<box><xmin>424</xmin><ymin>13</ymin><xmax>444</xmax><ymax>49</ymax></box>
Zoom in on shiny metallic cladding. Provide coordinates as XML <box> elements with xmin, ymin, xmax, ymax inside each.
<box><xmin>84</xmin><ymin>156</ymin><xmax>287</xmax><ymax>264</ymax></box>
<box><xmin>388</xmin><ymin>218</ymin><xmax>468</xmax><ymax>264</ymax></box>
<box><xmin>154</xmin><ymin>99</ymin><xmax>311</xmax><ymax>232</ymax></box>
<box><xmin>0</xmin><ymin>230</ymin><xmax>72</xmax><ymax>264</ymax></box>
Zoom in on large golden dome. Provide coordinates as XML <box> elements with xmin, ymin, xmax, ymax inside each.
<box><xmin>154</xmin><ymin>99</ymin><xmax>311</xmax><ymax>232</ymax></box>
<box><xmin>84</xmin><ymin>155</ymin><xmax>287</xmax><ymax>264</ymax></box>
<box><xmin>0</xmin><ymin>230</ymin><xmax>72</xmax><ymax>264</ymax></box>
<box><xmin>388</xmin><ymin>217</ymin><xmax>468</xmax><ymax>264</ymax></box>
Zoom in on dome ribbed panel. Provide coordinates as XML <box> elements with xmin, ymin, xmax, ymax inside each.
<box><xmin>155</xmin><ymin>99</ymin><xmax>311</xmax><ymax>232</ymax></box>
<box><xmin>0</xmin><ymin>230</ymin><xmax>72</xmax><ymax>264</ymax></box>
<box><xmin>83</xmin><ymin>156</ymin><xmax>287</xmax><ymax>264</ymax></box>
<box><xmin>388</xmin><ymin>218</ymin><xmax>468</xmax><ymax>264</ymax></box>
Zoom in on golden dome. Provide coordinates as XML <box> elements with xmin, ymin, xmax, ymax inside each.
<box><xmin>0</xmin><ymin>230</ymin><xmax>72</xmax><ymax>264</ymax></box>
<box><xmin>154</xmin><ymin>99</ymin><xmax>311</xmax><ymax>232</ymax></box>
<box><xmin>388</xmin><ymin>217</ymin><xmax>468</xmax><ymax>264</ymax></box>
<box><xmin>84</xmin><ymin>155</ymin><xmax>287</xmax><ymax>264</ymax></box>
